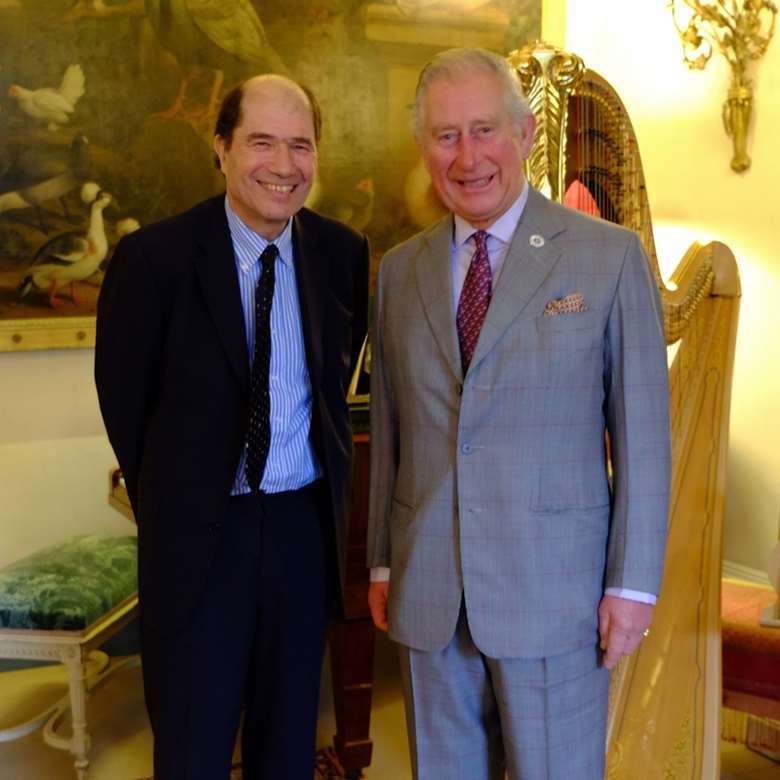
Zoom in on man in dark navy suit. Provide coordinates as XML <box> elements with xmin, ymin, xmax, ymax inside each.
<box><xmin>95</xmin><ymin>74</ymin><xmax>368</xmax><ymax>780</ymax></box>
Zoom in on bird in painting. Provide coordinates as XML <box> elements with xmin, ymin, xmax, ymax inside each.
<box><xmin>17</xmin><ymin>183</ymin><xmax>113</xmax><ymax>308</ymax></box>
<box><xmin>0</xmin><ymin>135</ymin><xmax>91</xmax><ymax>231</ymax></box>
<box><xmin>86</xmin><ymin>215</ymin><xmax>142</xmax><ymax>286</ymax></box>
<box><xmin>144</xmin><ymin>0</ymin><xmax>288</xmax><ymax>121</ymax></box>
<box><xmin>8</xmin><ymin>65</ymin><xmax>86</xmax><ymax>132</ymax></box>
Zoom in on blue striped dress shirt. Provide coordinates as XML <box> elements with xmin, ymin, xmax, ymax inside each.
<box><xmin>225</xmin><ymin>199</ymin><xmax>323</xmax><ymax>495</ymax></box>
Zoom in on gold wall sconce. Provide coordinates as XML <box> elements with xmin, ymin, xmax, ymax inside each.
<box><xmin>667</xmin><ymin>0</ymin><xmax>777</xmax><ymax>172</ymax></box>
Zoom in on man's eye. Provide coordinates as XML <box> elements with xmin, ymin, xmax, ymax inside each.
<box><xmin>438</xmin><ymin>132</ymin><xmax>456</xmax><ymax>144</ymax></box>
<box><xmin>476</xmin><ymin>126</ymin><xmax>493</xmax><ymax>135</ymax></box>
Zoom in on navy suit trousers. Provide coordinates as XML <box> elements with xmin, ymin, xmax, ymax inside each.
<box><xmin>140</xmin><ymin>481</ymin><xmax>332</xmax><ymax>780</ymax></box>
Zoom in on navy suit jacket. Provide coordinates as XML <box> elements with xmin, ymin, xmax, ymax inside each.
<box><xmin>95</xmin><ymin>195</ymin><xmax>368</xmax><ymax>631</ymax></box>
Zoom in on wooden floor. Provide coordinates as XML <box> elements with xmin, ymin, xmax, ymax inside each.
<box><xmin>0</xmin><ymin>631</ymin><xmax>778</xmax><ymax>778</ymax></box>
<box><xmin>721</xmin><ymin>740</ymin><xmax>780</xmax><ymax>779</ymax></box>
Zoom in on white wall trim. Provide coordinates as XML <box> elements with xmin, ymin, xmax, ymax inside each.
<box><xmin>723</xmin><ymin>559</ymin><xmax>771</xmax><ymax>586</ymax></box>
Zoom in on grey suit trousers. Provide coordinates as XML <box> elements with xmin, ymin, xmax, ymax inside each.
<box><xmin>398</xmin><ymin>605</ymin><xmax>609</xmax><ymax>780</ymax></box>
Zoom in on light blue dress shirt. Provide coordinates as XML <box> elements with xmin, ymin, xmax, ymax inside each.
<box><xmin>225</xmin><ymin>198</ymin><xmax>323</xmax><ymax>495</ymax></box>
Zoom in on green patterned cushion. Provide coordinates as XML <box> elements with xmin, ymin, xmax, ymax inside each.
<box><xmin>0</xmin><ymin>535</ymin><xmax>137</xmax><ymax>631</ymax></box>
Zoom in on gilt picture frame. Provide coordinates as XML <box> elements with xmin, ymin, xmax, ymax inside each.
<box><xmin>0</xmin><ymin>0</ymin><xmax>542</xmax><ymax>352</ymax></box>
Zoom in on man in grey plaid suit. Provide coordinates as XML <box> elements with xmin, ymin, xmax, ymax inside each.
<box><xmin>367</xmin><ymin>48</ymin><xmax>670</xmax><ymax>780</ymax></box>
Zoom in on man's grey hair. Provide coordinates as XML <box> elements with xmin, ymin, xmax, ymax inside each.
<box><xmin>412</xmin><ymin>48</ymin><xmax>531</xmax><ymax>142</ymax></box>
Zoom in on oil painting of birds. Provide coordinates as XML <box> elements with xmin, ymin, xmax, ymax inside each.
<box><xmin>16</xmin><ymin>183</ymin><xmax>112</xmax><ymax>308</ymax></box>
<box><xmin>8</xmin><ymin>64</ymin><xmax>86</xmax><ymax>132</ymax></box>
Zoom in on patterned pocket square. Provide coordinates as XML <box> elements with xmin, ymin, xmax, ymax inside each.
<box><xmin>543</xmin><ymin>292</ymin><xmax>589</xmax><ymax>316</ymax></box>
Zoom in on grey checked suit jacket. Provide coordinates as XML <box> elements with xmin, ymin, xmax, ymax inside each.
<box><xmin>367</xmin><ymin>188</ymin><xmax>671</xmax><ymax>659</ymax></box>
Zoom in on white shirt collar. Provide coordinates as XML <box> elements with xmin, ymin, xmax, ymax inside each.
<box><xmin>224</xmin><ymin>196</ymin><xmax>294</xmax><ymax>271</ymax></box>
<box><xmin>452</xmin><ymin>180</ymin><xmax>529</xmax><ymax>249</ymax></box>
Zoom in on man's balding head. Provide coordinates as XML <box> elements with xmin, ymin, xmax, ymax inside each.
<box><xmin>214</xmin><ymin>74</ymin><xmax>322</xmax><ymax>159</ymax></box>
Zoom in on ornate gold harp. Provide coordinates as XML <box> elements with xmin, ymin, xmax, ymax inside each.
<box><xmin>507</xmin><ymin>44</ymin><xmax>741</xmax><ymax>778</ymax></box>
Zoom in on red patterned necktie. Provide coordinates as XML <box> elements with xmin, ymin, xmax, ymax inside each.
<box><xmin>456</xmin><ymin>230</ymin><xmax>492</xmax><ymax>373</ymax></box>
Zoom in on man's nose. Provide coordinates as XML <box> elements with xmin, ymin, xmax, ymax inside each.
<box><xmin>271</xmin><ymin>143</ymin><xmax>294</xmax><ymax>175</ymax></box>
<box><xmin>456</xmin><ymin>136</ymin><xmax>478</xmax><ymax>169</ymax></box>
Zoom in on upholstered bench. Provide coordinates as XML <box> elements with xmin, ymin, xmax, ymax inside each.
<box><xmin>721</xmin><ymin>578</ymin><xmax>780</xmax><ymax>762</ymax></box>
<box><xmin>0</xmin><ymin>535</ymin><xmax>139</xmax><ymax>779</ymax></box>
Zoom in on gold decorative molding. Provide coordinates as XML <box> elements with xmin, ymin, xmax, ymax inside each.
<box><xmin>667</xmin><ymin>0</ymin><xmax>777</xmax><ymax>172</ymax></box>
<box><xmin>507</xmin><ymin>43</ymin><xmax>585</xmax><ymax>201</ymax></box>
<box><xmin>0</xmin><ymin>316</ymin><xmax>95</xmax><ymax>352</ymax></box>
<box><xmin>662</xmin><ymin>716</ymin><xmax>693</xmax><ymax>778</ymax></box>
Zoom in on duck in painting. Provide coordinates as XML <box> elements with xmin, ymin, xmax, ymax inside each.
<box><xmin>17</xmin><ymin>184</ymin><xmax>112</xmax><ymax>308</ymax></box>
<box><xmin>8</xmin><ymin>65</ymin><xmax>85</xmax><ymax>132</ymax></box>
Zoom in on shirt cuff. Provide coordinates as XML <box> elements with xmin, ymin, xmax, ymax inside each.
<box><xmin>604</xmin><ymin>587</ymin><xmax>657</xmax><ymax>605</ymax></box>
<box><xmin>370</xmin><ymin>566</ymin><xmax>390</xmax><ymax>582</ymax></box>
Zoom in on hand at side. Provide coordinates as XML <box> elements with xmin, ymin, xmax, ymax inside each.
<box><xmin>598</xmin><ymin>595</ymin><xmax>654</xmax><ymax>670</ymax></box>
<box><xmin>368</xmin><ymin>581</ymin><xmax>389</xmax><ymax>632</ymax></box>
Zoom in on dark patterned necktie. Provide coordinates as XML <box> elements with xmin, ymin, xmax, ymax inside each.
<box><xmin>456</xmin><ymin>230</ymin><xmax>492</xmax><ymax>373</ymax></box>
<box><xmin>246</xmin><ymin>243</ymin><xmax>278</xmax><ymax>492</ymax></box>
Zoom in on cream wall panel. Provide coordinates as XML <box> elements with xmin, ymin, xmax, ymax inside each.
<box><xmin>0</xmin><ymin>350</ymin><xmax>129</xmax><ymax>568</ymax></box>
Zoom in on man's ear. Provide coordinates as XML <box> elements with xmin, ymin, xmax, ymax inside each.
<box><xmin>417</xmin><ymin>140</ymin><xmax>433</xmax><ymax>175</ymax></box>
<box><xmin>517</xmin><ymin>113</ymin><xmax>537</xmax><ymax>159</ymax></box>
<box><xmin>213</xmin><ymin>136</ymin><xmax>226</xmax><ymax>172</ymax></box>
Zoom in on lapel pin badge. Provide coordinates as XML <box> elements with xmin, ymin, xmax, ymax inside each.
<box><xmin>529</xmin><ymin>234</ymin><xmax>545</xmax><ymax>248</ymax></box>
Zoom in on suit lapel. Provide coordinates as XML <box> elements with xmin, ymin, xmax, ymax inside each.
<box><xmin>193</xmin><ymin>197</ymin><xmax>249</xmax><ymax>389</ymax></box>
<box><xmin>291</xmin><ymin>212</ymin><xmax>325</xmax><ymax>387</ymax></box>
<box><xmin>415</xmin><ymin>215</ymin><xmax>463</xmax><ymax>382</ymax></box>
<box><xmin>469</xmin><ymin>188</ymin><xmax>566</xmax><ymax>372</ymax></box>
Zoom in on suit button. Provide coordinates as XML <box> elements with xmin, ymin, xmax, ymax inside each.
<box><xmin>461</xmin><ymin>443</ymin><xmax>472</xmax><ymax>454</ymax></box>
<box><xmin>207</xmin><ymin>522</ymin><xmax>222</xmax><ymax>532</ymax></box>
<box><xmin>455</xmin><ymin>383</ymin><xmax>463</xmax><ymax>396</ymax></box>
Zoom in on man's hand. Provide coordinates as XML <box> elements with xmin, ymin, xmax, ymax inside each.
<box><xmin>598</xmin><ymin>595</ymin><xmax>654</xmax><ymax>670</ymax></box>
<box><xmin>368</xmin><ymin>581</ymin><xmax>389</xmax><ymax>632</ymax></box>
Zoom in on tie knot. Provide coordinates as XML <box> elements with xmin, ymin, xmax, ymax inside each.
<box><xmin>472</xmin><ymin>230</ymin><xmax>489</xmax><ymax>254</ymax></box>
<box><xmin>260</xmin><ymin>243</ymin><xmax>278</xmax><ymax>269</ymax></box>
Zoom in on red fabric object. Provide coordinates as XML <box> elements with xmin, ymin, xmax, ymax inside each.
<box><xmin>563</xmin><ymin>180</ymin><xmax>601</xmax><ymax>218</ymax></box>
<box><xmin>722</xmin><ymin>580</ymin><xmax>780</xmax><ymax>702</ymax></box>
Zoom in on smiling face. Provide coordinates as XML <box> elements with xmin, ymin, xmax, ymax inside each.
<box><xmin>420</xmin><ymin>69</ymin><xmax>535</xmax><ymax>229</ymax></box>
<box><xmin>213</xmin><ymin>78</ymin><xmax>317</xmax><ymax>240</ymax></box>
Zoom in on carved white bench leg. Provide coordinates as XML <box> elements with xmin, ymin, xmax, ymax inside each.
<box><xmin>28</xmin><ymin>650</ymin><xmax>139</xmax><ymax>780</ymax></box>
<box><xmin>65</xmin><ymin>649</ymin><xmax>91</xmax><ymax>780</ymax></box>
<box><xmin>39</xmin><ymin>645</ymin><xmax>91</xmax><ymax>779</ymax></box>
